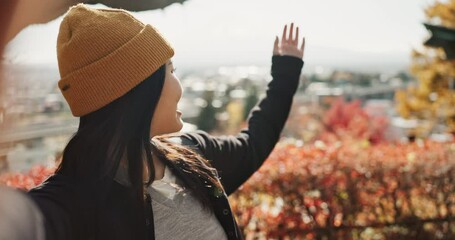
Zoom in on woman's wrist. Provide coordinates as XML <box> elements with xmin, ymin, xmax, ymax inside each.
<box><xmin>271</xmin><ymin>55</ymin><xmax>304</xmax><ymax>77</ymax></box>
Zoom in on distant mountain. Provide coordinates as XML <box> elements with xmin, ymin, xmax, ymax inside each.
<box><xmin>2</xmin><ymin>44</ymin><xmax>411</xmax><ymax>82</ymax></box>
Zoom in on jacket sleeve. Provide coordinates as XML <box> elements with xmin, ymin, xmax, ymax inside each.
<box><xmin>179</xmin><ymin>55</ymin><xmax>304</xmax><ymax>196</ymax></box>
<box><xmin>0</xmin><ymin>186</ymin><xmax>46</xmax><ymax>240</ymax></box>
<box><xmin>27</xmin><ymin>175</ymin><xmax>74</xmax><ymax>240</ymax></box>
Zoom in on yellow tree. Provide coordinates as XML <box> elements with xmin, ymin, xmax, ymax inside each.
<box><xmin>395</xmin><ymin>0</ymin><xmax>455</xmax><ymax>135</ymax></box>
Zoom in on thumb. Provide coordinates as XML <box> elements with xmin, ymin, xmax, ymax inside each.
<box><xmin>273</xmin><ymin>36</ymin><xmax>279</xmax><ymax>55</ymax></box>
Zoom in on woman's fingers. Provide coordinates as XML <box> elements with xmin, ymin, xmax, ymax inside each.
<box><xmin>276</xmin><ymin>23</ymin><xmax>305</xmax><ymax>58</ymax></box>
<box><xmin>282</xmin><ymin>23</ymin><xmax>299</xmax><ymax>45</ymax></box>
<box><xmin>300</xmin><ymin>37</ymin><xmax>306</xmax><ymax>53</ymax></box>
<box><xmin>289</xmin><ymin>23</ymin><xmax>294</xmax><ymax>44</ymax></box>
<box><xmin>282</xmin><ymin>24</ymin><xmax>287</xmax><ymax>43</ymax></box>
<box><xmin>295</xmin><ymin>27</ymin><xmax>299</xmax><ymax>44</ymax></box>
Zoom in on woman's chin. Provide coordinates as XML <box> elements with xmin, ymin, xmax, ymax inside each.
<box><xmin>176</xmin><ymin>112</ymin><xmax>183</xmax><ymax>125</ymax></box>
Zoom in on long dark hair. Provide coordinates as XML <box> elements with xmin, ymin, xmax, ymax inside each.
<box><xmin>55</xmin><ymin>64</ymin><xmax>223</xmax><ymax>215</ymax></box>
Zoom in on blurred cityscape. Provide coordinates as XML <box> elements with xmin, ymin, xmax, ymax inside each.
<box><xmin>0</xmin><ymin>62</ymin><xmax>416</xmax><ymax>173</ymax></box>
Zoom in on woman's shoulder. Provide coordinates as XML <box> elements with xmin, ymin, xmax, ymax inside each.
<box><xmin>164</xmin><ymin>131</ymin><xmax>205</xmax><ymax>154</ymax></box>
<box><xmin>28</xmin><ymin>174</ymin><xmax>76</xmax><ymax>195</ymax></box>
<box><xmin>28</xmin><ymin>173</ymin><xmax>78</xmax><ymax>212</ymax></box>
<box><xmin>27</xmin><ymin>174</ymin><xmax>75</xmax><ymax>240</ymax></box>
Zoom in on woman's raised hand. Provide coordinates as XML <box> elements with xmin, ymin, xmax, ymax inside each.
<box><xmin>273</xmin><ymin>23</ymin><xmax>305</xmax><ymax>59</ymax></box>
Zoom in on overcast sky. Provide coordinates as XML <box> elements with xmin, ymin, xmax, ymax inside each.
<box><xmin>4</xmin><ymin>0</ymin><xmax>434</xmax><ymax>72</ymax></box>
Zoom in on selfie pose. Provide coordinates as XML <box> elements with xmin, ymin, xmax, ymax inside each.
<box><xmin>28</xmin><ymin>4</ymin><xmax>305</xmax><ymax>240</ymax></box>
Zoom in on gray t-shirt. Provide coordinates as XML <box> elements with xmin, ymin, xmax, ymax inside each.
<box><xmin>147</xmin><ymin>180</ymin><xmax>228</xmax><ymax>240</ymax></box>
<box><xmin>114</xmin><ymin>164</ymin><xmax>228</xmax><ymax>239</ymax></box>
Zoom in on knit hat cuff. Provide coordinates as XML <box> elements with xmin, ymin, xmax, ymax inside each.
<box><xmin>58</xmin><ymin>24</ymin><xmax>174</xmax><ymax>117</ymax></box>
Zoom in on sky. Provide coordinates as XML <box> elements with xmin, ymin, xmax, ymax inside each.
<box><xmin>4</xmin><ymin>0</ymin><xmax>435</xmax><ymax>73</ymax></box>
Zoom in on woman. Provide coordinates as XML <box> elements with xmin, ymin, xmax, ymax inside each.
<box><xmin>28</xmin><ymin>3</ymin><xmax>305</xmax><ymax>240</ymax></box>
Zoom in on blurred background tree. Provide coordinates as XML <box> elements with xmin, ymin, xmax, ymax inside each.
<box><xmin>242</xmin><ymin>79</ymin><xmax>259</xmax><ymax>121</ymax></box>
<box><xmin>395</xmin><ymin>0</ymin><xmax>455</xmax><ymax>135</ymax></box>
<box><xmin>196</xmin><ymin>90</ymin><xmax>218</xmax><ymax>132</ymax></box>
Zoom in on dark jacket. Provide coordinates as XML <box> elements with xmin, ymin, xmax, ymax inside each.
<box><xmin>27</xmin><ymin>55</ymin><xmax>304</xmax><ymax>240</ymax></box>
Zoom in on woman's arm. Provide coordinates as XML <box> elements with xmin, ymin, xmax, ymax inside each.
<box><xmin>179</xmin><ymin>23</ymin><xmax>305</xmax><ymax>195</ymax></box>
<box><xmin>0</xmin><ymin>186</ymin><xmax>46</xmax><ymax>240</ymax></box>
<box><xmin>27</xmin><ymin>175</ymin><xmax>74</xmax><ymax>240</ymax></box>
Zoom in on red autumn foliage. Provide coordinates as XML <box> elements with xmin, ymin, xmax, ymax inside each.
<box><xmin>283</xmin><ymin>98</ymin><xmax>389</xmax><ymax>145</ymax></box>
<box><xmin>229</xmin><ymin>139</ymin><xmax>455</xmax><ymax>239</ymax></box>
<box><xmin>321</xmin><ymin>98</ymin><xmax>389</xmax><ymax>144</ymax></box>
<box><xmin>0</xmin><ymin>165</ymin><xmax>56</xmax><ymax>191</ymax></box>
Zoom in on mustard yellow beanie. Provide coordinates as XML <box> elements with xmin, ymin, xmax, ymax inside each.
<box><xmin>57</xmin><ymin>3</ymin><xmax>174</xmax><ymax>117</ymax></box>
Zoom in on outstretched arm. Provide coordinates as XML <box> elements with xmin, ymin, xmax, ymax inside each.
<box><xmin>179</xmin><ymin>23</ymin><xmax>305</xmax><ymax>196</ymax></box>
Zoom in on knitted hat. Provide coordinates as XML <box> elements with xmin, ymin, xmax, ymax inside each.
<box><xmin>57</xmin><ymin>3</ymin><xmax>174</xmax><ymax>117</ymax></box>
